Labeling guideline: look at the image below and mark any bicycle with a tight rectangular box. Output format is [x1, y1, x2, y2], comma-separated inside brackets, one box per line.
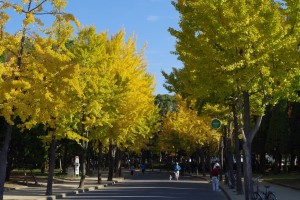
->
[252, 176, 277, 200]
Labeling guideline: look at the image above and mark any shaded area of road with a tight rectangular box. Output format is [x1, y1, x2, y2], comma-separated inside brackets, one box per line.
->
[62, 172, 227, 200]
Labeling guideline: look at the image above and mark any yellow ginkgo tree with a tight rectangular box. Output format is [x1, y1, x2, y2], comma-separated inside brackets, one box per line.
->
[159, 95, 219, 163]
[0, 0, 80, 197]
[95, 30, 158, 181]
[67, 26, 121, 188]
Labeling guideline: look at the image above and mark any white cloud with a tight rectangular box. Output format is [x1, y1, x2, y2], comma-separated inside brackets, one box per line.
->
[147, 15, 161, 22]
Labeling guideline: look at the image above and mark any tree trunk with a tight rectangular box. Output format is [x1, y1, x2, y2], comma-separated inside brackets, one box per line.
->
[273, 146, 281, 174]
[242, 91, 262, 200]
[62, 140, 69, 174]
[298, 154, 300, 173]
[226, 150, 235, 188]
[233, 103, 243, 194]
[0, 121, 12, 200]
[259, 152, 267, 174]
[5, 156, 13, 182]
[46, 130, 56, 195]
[78, 140, 88, 188]
[97, 141, 103, 184]
[107, 141, 116, 181]
[290, 153, 295, 172]
[243, 142, 253, 200]
[201, 154, 206, 176]
[224, 123, 235, 188]
[196, 151, 200, 176]
[115, 148, 122, 178]
[219, 133, 224, 181]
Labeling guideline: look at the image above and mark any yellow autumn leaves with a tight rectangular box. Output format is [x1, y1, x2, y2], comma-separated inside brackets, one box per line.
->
[159, 95, 220, 156]
[0, 0, 158, 150]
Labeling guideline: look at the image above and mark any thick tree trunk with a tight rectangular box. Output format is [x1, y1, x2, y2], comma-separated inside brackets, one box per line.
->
[114, 148, 122, 177]
[243, 91, 253, 200]
[233, 103, 243, 194]
[243, 142, 253, 200]
[46, 130, 56, 195]
[78, 140, 88, 188]
[226, 150, 235, 188]
[107, 141, 116, 181]
[5, 156, 13, 182]
[224, 123, 235, 188]
[0, 122, 12, 200]
[97, 141, 103, 184]
[242, 91, 262, 200]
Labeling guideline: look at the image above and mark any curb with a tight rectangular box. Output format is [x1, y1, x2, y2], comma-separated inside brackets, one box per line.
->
[6, 179, 123, 200]
[4, 186, 28, 192]
[54, 180, 120, 200]
[219, 184, 232, 200]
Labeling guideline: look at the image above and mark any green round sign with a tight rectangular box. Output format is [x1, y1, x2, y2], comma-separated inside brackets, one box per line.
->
[211, 118, 221, 129]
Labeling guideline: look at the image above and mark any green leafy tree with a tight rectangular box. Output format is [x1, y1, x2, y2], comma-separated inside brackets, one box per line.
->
[165, 1, 300, 199]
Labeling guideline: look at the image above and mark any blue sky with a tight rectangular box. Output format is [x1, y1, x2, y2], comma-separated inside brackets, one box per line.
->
[65, 0, 181, 95]
[5, 0, 181, 95]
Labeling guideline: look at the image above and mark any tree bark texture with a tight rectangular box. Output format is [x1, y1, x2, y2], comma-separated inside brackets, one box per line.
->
[224, 123, 235, 188]
[97, 141, 103, 184]
[0, 121, 12, 200]
[46, 130, 56, 195]
[233, 103, 244, 194]
[107, 142, 116, 181]
[243, 91, 257, 200]
[114, 148, 122, 178]
[78, 140, 88, 188]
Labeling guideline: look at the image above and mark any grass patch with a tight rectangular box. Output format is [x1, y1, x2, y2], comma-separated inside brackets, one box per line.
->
[262, 172, 300, 190]
[263, 172, 300, 180]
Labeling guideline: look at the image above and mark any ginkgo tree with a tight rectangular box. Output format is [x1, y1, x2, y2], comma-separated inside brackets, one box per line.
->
[0, 0, 81, 198]
[66, 26, 123, 188]
[97, 30, 158, 181]
[165, 1, 300, 199]
[159, 95, 220, 164]
[66, 27, 159, 182]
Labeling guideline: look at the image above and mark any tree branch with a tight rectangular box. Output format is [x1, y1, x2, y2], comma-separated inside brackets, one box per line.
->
[249, 116, 262, 143]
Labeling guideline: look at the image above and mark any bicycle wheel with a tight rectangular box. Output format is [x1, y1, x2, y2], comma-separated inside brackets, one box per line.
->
[267, 192, 277, 200]
[252, 192, 263, 200]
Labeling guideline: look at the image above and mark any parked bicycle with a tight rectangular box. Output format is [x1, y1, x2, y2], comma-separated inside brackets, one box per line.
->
[252, 175, 277, 200]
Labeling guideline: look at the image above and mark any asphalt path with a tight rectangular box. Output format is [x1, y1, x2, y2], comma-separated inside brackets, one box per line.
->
[62, 172, 227, 200]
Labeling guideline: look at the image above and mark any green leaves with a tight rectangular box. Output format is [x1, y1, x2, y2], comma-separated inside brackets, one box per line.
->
[167, 0, 300, 111]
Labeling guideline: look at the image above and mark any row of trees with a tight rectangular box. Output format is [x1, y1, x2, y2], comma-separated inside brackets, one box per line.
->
[163, 0, 300, 199]
[0, 0, 159, 199]
[2, 1, 300, 200]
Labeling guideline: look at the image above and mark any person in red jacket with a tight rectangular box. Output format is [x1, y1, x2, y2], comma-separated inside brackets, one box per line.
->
[211, 163, 221, 191]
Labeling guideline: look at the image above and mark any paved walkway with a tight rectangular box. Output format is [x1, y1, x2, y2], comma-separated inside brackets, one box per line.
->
[4, 176, 124, 200]
[3, 172, 300, 200]
[218, 177, 300, 200]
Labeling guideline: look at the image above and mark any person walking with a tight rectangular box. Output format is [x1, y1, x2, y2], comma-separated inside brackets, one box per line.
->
[140, 163, 146, 175]
[211, 163, 221, 191]
[174, 162, 181, 181]
[130, 164, 135, 175]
